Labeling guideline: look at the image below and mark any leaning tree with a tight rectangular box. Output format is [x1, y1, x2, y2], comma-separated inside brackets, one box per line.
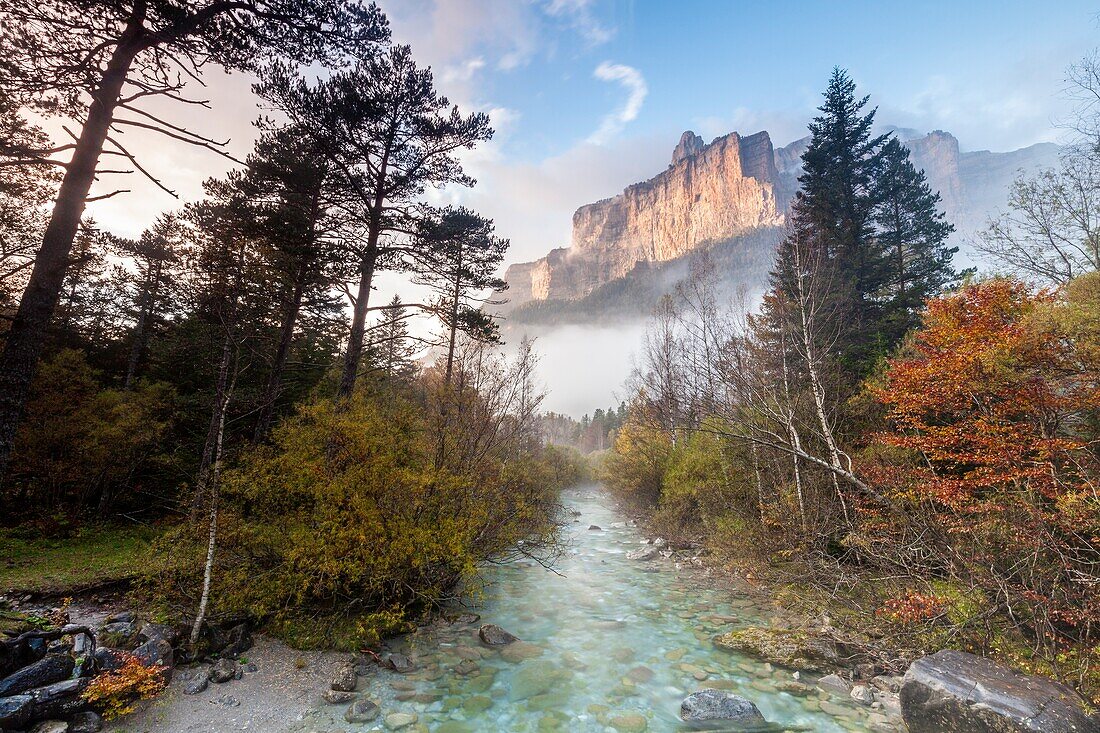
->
[0, 0, 389, 478]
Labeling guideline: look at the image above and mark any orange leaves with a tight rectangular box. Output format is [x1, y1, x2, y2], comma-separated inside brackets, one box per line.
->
[82, 653, 167, 720]
[878, 590, 948, 624]
[874, 279, 1096, 508]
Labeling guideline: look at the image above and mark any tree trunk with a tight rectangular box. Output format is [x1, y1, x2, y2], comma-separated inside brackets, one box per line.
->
[337, 238, 379, 399]
[125, 259, 162, 389]
[190, 373, 231, 647]
[435, 257, 464, 467]
[0, 30, 143, 480]
[192, 328, 235, 521]
[793, 252, 852, 529]
[254, 273, 305, 439]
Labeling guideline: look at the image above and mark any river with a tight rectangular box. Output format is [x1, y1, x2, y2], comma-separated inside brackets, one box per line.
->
[297, 485, 894, 732]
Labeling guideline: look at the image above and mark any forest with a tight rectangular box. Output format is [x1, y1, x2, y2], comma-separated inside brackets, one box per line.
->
[600, 66, 1100, 701]
[0, 0, 584, 654]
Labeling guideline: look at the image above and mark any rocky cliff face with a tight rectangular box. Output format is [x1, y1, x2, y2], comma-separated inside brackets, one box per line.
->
[506, 127, 1060, 310]
[505, 130, 793, 306]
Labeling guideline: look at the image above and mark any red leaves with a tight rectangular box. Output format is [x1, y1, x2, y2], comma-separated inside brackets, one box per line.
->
[874, 279, 1095, 509]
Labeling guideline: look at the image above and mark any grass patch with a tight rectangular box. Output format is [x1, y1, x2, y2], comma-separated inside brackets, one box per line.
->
[0, 523, 164, 596]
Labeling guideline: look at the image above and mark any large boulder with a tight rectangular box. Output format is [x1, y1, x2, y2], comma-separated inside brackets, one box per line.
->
[626, 547, 659, 561]
[680, 690, 766, 724]
[0, 654, 74, 697]
[221, 624, 252, 658]
[96, 620, 140, 650]
[901, 649, 1099, 733]
[132, 638, 174, 683]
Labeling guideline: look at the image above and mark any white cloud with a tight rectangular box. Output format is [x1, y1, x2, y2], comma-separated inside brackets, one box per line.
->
[441, 56, 486, 85]
[587, 61, 648, 145]
[544, 0, 614, 46]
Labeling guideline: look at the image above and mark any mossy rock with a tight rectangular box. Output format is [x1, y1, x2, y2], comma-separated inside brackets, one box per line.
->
[0, 610, 35, 636]
[713, 626, 848, 672]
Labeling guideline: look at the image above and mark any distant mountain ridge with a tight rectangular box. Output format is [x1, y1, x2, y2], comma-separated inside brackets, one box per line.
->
[503, 127, 1060, 323]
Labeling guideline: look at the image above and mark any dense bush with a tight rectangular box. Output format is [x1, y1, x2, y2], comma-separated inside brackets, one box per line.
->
[5, 349, 177, 523]
[147, 363, 572, 648]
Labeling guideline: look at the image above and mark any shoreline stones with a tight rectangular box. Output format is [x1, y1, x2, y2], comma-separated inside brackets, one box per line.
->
[626, 547, 660, 562]
[900, 649, 1099, 733]
[330, 663, 358, 692]
[344, 698, 380, 723]
[680, 690, 766, 724]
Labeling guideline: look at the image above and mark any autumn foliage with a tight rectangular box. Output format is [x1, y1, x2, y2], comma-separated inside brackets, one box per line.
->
[82, 654, 167, 720]
[876, 278, 1100, 654]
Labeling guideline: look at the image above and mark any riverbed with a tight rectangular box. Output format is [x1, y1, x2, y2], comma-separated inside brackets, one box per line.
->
[290, 485, 896, 732]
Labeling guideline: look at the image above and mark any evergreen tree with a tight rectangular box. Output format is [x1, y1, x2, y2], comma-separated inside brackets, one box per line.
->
[873, 137, 958, 341]
[770, 68, 889, 379]
[411, 207, 508, 387]
[371, 295, 418, 381]
[255, 46, 493, 400]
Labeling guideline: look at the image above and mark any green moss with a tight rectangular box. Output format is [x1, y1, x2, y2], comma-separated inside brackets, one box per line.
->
[0, 523, 163, 595]
[928, 580, 986, 626]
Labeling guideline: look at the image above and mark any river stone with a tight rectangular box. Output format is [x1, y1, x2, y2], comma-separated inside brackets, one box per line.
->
[609, 713, 647, 732]
[850, 684, 875, 705]
[222, 624, 253, 657]
[184, 673, 209, 695]
[382, 653, 416, 673]
[626, 547, 659, 561]
[454, 659, 479, 675]
[97, 620, 140, 650]
[0, 653, 74, 696]
[508, 661, 562, 701]
[132, 638, 174, 682]
[680, 690, 766, 724]
[344, 698, 380, 723]
[92, 647, 129, 673]
[818, 673, 852, 696]
[900, 649, 1099, 733]
[500, 641, 543, 663]
[713, 627, 843, 672]
[0, 694, 34, 730]
[478, 624, 518, 646]
[67, 711, 104, 733]
[331, 664, 358, 691]
[209, 657, 237, 683]
[385, 711, 418, 729]
[323, 689, 356, 704]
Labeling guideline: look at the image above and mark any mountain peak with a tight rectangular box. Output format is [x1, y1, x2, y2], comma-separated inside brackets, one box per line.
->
[671, 130, 706, 166]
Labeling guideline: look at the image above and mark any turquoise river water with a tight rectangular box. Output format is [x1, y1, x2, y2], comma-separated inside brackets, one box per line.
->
[301, 485, 895, 732]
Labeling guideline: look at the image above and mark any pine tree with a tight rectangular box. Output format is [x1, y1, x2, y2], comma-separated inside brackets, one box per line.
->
[770, 68, 889, 379]
[873, 137, 957, 342]
[371, 295, 417, 381]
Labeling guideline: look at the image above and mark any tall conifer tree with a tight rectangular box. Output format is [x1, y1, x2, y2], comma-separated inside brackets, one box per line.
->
[771, 68, 889, 379]
[873, 137, 957, 342]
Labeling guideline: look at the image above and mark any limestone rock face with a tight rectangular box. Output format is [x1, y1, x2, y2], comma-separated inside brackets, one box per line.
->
[504, 130, 792, 305]
[503, 126, 1060, 316]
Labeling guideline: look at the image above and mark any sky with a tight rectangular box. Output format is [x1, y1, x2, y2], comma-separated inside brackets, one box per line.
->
[75, 0, 1100, 415]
